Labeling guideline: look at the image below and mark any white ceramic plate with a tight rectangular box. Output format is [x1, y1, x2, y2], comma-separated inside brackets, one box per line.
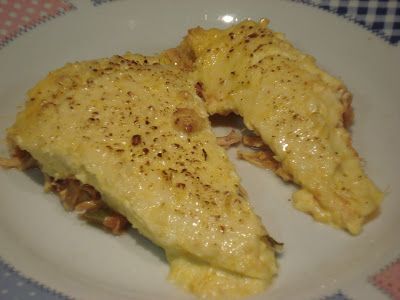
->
[1, 1, 399, 299]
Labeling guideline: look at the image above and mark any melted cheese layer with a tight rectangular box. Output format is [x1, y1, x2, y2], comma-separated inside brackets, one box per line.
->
[7, 53, 277, 298]
[182, 20, 383, 234]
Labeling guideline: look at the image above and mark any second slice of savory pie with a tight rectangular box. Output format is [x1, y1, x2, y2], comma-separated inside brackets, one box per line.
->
[6, 53, 278, 298]
[178, 19, 383, 235]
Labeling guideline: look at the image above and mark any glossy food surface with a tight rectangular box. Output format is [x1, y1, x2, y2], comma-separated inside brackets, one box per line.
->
[7, 53, 277, 298]
[182, 20, 383, 234]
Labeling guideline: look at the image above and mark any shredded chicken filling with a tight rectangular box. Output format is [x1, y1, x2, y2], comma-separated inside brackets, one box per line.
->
[214, 130, 292, 182]
[0, 148, 128, 235]
[216, 129, 242, 149]
[0, 132, 288, 235]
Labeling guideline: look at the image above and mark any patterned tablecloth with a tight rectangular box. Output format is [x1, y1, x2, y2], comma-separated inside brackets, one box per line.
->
[0, 1, 399, 300]
[0, 0, 399, 48]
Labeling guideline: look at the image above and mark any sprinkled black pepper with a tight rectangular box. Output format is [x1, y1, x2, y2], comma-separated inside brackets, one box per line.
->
[176, 183, 185, 189]
[131, 134, 141, 146]
[202, 149, 208, 160]
[195, 82, 204, 99]
[247, 32, 258, 38]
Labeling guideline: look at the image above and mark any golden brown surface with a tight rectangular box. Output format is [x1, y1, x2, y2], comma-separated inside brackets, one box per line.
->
[6, 53, 278, 298]
[179, 19, 383, 234]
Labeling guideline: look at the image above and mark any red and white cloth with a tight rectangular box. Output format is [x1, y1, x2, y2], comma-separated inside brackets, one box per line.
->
[0, 0, 75, 49]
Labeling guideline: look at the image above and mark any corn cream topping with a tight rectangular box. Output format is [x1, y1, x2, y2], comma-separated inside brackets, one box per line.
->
[7, 53, 277, 298]
[182, 19, 383, 234]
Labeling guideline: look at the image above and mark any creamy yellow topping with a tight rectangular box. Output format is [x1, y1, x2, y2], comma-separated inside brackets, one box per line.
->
[182, 19, 383, 234]
[7, 53, 277, 298]
[167, 253, 267, 299]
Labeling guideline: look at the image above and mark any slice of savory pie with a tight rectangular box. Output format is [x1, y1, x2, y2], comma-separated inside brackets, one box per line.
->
[177, 19, 383, 235]
[5, 53, 278, 298]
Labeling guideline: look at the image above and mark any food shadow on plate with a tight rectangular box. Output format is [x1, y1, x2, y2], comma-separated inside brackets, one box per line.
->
[84, 219, 167, 264]
[210, 113, 248, 133]
[126, 227, 167, 264]
[24, 167, 45, 186]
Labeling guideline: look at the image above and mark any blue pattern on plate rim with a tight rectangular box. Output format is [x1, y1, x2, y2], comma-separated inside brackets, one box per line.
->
[0, 257, 72, 300]
[91, 0, 114, 6]
[0, 0, 397, 299]
[321, 290, 352, 300]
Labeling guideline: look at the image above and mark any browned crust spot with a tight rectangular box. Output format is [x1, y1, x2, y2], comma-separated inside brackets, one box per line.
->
[195, 81, 205, 100]
[162, 42, 195, 71]
[173, 107, 205, 134]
